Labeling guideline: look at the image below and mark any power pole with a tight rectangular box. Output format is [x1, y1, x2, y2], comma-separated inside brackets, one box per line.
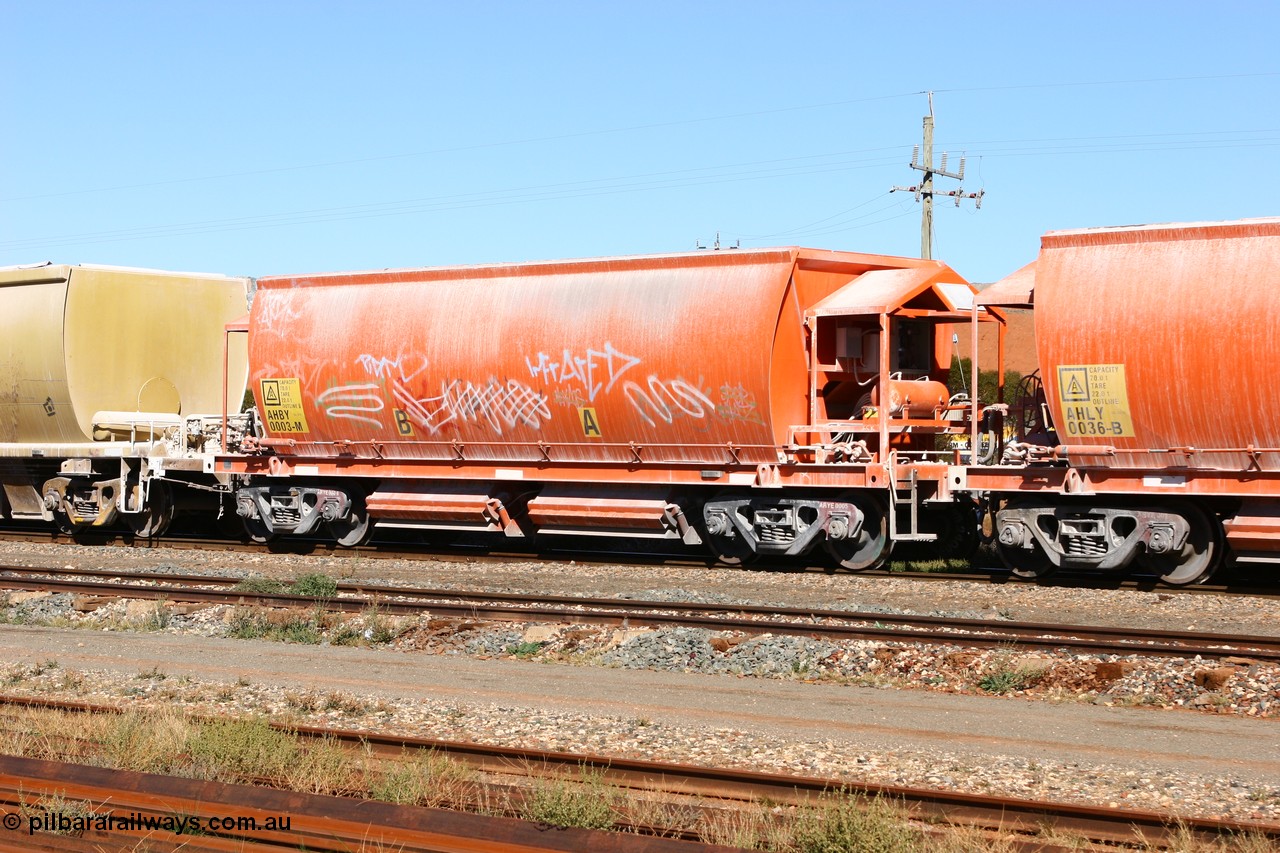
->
[891, 92, 983, 259]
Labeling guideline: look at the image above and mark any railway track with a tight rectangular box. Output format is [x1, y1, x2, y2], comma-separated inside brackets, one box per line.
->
[2, 564, 1278, 662]
[0, 694, 1275, 852]
[3, 523, 1278, 596]
[0, 753, 716, 853]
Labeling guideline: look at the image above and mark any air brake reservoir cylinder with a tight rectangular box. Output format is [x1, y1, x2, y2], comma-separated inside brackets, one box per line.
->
[870, 379, 950, 418]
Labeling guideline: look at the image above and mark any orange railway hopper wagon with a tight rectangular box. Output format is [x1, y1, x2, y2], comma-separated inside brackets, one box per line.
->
[220, 248, 999, 567]
[971, 218, 1280, 584]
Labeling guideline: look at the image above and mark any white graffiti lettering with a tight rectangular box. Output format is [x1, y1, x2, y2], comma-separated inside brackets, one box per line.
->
[356, 353, 430, 382]
[317, 383, 385, 428]
[525, 342, 641, 402]
[623, 375, 716, 427]
[275, 355, 326, 388]
[255, 294, 301, 337]
[394, 378, 551, 435]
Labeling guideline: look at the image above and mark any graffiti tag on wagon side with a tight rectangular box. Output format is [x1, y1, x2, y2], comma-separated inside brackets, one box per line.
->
[259, 354, 328, 391]
[316, 383, 384, 428]
[356, 352, 430, 383]
[623, 375, 716, 427]
[553, 388, 589, 408]
[525, 342, 641, 402]
[343, 352, 432, 433]
[254, 295, 301, 339]
[715, 383, 765, 425]
[393, 377, 552, 435]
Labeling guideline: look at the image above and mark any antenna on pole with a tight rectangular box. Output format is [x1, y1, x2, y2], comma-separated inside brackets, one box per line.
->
[696, 231, 740, 251]
[891, 91, 984, 260]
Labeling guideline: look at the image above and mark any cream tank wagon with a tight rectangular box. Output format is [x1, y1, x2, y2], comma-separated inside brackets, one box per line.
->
[0, 262, 251, 536]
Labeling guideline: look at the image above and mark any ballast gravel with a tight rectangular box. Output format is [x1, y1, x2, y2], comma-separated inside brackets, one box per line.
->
[0, 650, 1276, 826]
[0, 540, 1279, 824]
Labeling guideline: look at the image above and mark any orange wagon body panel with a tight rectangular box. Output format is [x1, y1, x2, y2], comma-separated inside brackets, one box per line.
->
[1033, 218, 1280, 473]
[248, 248, 957, 469]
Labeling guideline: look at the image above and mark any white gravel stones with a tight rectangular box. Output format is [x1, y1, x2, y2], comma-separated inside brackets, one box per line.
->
[0, 661, 1276, 824]
[8, 581, 1277, 720]
[2, 552, 1279, 720]
[2, 540, 1280, 825]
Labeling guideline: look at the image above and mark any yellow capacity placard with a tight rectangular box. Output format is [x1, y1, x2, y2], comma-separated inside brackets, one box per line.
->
[1056, 364, 1134, 438]
[259, 378, 310, 434]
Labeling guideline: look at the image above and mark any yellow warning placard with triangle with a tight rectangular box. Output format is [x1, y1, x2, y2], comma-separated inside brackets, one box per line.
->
[1061, 370, 1088, 402]
[1056, 364, 1133, 438]
[259, 378, 310, 434]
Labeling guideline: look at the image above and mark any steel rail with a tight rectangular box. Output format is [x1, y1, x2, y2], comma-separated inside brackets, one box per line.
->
[0, 753, 726, 853]
[0, 695, 1275, 851]
[2, 564, 1278, 661]
[0, 563, 1273, 646]
[7, 523, 1280, 598]
[0, 525, 716, 567]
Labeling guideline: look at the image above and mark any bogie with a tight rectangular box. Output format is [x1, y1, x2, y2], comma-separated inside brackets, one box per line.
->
[994, 499, 1223, 585]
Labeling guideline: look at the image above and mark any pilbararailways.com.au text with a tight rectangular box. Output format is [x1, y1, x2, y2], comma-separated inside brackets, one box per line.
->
[5, 810, 291, 835]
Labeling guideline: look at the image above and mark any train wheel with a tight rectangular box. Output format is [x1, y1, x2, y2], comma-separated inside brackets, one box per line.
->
[997, 540, 1055, 579]
[698, 499, 758, 566]
[242, 516, 275, 544]
[703, 531, 757, 566]
[824, 497, 889, 571]
[126, 482, 174, 539]
[328, 502, 372, 548]
[1139, 503, 1222, 586]
[54, 513, 87, 537]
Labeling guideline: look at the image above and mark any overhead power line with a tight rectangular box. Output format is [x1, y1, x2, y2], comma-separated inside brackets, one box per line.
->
[0, 91, 922, 203]
[931, 71, 1280, 95]
[6, 72, 1275, 204]
[0, 154, 909, 252]
[4, 130, 1276, 253]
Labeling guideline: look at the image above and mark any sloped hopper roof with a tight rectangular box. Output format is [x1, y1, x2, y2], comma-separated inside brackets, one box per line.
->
[805, 267, 975, 317]
[976, 260, 1036, 308]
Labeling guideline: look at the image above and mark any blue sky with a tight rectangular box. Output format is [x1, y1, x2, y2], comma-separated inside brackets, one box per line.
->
[2, 2, 1276, 283]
